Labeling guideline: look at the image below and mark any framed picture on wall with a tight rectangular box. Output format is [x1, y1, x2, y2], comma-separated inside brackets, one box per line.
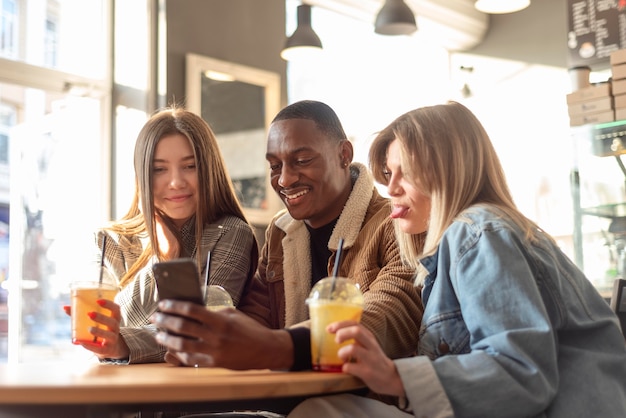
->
[185, 53, 283, 225]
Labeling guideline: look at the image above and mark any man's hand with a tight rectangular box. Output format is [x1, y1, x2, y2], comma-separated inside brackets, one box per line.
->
[151, 300, 294, 370]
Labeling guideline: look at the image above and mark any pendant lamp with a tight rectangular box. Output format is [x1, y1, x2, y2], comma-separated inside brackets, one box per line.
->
[281, 4, 323, 61]
[374, 0, 417, 36]
[474, 0, 530, 14]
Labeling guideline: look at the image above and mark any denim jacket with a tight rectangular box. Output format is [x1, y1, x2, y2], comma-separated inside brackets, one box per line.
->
[394, 205, 626, 418]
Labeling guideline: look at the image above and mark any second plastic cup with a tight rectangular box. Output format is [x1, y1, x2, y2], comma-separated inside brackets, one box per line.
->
[70, 281, 118, 346]
[306, 277, 364, 372]
[203, 284, 234, 311]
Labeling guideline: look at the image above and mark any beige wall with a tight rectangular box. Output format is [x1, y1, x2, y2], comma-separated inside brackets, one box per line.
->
[164, 0, 288, 108]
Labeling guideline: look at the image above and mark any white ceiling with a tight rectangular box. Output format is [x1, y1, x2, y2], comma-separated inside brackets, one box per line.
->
[303, 0, 489, 51]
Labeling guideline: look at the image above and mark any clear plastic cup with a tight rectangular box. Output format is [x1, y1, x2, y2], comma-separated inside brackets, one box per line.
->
[306, 277, 364, 372]
[70, 280, 118, 346]
[203, 284, 234, 311]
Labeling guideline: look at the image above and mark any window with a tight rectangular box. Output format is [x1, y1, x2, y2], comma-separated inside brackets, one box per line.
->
[0, 0, 110, 364]
[44, 17, 58, 68]
[0, 104, 15, 165]
[1, 0, 107, 79]
[0, 0, 17, 59]
[284, 2, 596, 293]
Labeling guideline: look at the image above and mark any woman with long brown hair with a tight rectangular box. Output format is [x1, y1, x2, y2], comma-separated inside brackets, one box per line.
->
[67, 106, 258, 364]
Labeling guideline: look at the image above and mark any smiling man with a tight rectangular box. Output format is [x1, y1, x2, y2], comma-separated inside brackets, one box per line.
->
[237, 100, 424, 367]
[153, 100, 423, 373]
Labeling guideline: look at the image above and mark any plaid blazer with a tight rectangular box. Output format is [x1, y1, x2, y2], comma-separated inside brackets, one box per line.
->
[96, 215, 257, 363]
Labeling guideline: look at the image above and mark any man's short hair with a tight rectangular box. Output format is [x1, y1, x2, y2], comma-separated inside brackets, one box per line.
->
[272, 100, 348, 143]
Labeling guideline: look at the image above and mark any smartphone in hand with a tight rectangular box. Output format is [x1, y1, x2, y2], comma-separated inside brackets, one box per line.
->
[153, 258, 204, 305]
[153, 258, 204, 338]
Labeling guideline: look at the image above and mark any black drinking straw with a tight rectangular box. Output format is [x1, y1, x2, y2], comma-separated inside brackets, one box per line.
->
[94, 235, 107, 343]
[98, 235, 107, 285]
[203, 251, 211, 304]
[329, 238, 345, 296]
[314, 238, 345, 366]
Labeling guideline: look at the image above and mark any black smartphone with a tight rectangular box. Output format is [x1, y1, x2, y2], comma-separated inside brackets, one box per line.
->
[153, 258, 204, 305]
[153, 258, 204, 339]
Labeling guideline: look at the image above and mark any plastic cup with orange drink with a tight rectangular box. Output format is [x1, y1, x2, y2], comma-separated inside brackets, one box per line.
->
[306, 276, 364, 372]
[70, 270, 118, 347]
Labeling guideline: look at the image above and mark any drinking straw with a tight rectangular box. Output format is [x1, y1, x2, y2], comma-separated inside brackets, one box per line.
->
[315, 238, 345, 366]
[203, 251, 211, 304]
[98, 235, 107, 285]
[94, 235, 107, 343]
[329, 238, 345, 296]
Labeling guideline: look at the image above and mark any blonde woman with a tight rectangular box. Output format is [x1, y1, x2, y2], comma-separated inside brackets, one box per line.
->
[288, 102, 626, 417]
[66, 106, 258, 364]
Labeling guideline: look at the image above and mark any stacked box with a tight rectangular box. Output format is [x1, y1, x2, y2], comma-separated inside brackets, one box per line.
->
[566, 83, 614, 126]
[612, 49, 626, 121]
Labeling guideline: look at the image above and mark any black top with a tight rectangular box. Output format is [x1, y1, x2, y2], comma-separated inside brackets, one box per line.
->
[306, 217, 338, 286]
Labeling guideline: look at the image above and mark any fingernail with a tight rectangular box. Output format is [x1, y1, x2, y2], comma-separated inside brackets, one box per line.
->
[87, 312, 97, 320]
[62, 305, 70, 310]
[96, 299, 105, 306]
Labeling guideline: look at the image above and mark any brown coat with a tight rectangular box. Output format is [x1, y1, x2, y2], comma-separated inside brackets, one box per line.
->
[239, 163, 423, 359]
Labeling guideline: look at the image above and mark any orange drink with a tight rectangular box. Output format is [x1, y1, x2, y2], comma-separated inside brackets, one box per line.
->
[309, 300, 363, 371]
[71, 282, 118, 346]
[307, 277, 364, 372]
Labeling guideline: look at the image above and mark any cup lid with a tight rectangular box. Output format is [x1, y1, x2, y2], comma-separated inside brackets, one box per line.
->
[70, 266, 118, 289]
[204, 285, 234, 308]
[306, 277, 364, 305]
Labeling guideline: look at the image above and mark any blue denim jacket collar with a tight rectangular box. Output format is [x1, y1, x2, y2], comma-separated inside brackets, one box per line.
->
[420, 251, 437, 306]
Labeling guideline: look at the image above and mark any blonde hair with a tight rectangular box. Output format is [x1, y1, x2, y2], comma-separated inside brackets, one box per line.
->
[369, 101, 548, 279]
[105, 106, 251, 288]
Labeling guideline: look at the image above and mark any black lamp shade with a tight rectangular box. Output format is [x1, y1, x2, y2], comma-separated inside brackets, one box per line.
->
[375, 0, 417, 36]
[281, 5, 323, 61]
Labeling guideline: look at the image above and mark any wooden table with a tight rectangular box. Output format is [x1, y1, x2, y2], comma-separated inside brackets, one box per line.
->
[0, 362, 366, 418]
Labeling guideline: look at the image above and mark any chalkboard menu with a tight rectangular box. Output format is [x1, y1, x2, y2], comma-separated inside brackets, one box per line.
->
[567, 0, 626, 70]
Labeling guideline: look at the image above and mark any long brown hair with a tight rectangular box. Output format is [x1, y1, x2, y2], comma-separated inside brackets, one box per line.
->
[106, 106, 250, 287]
